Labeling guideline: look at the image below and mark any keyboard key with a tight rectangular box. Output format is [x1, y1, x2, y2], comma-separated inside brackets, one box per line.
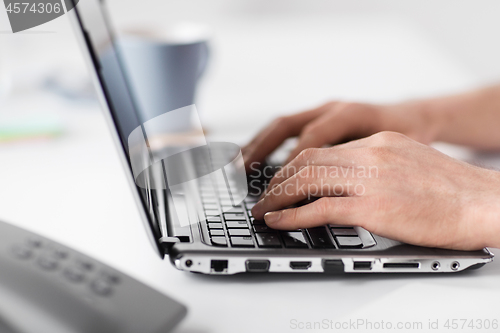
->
[228, 229, 251, 236]
[211, 237, 227, 246]
[201, 191, 216, 198]
[255, 233, 281, 248]
[201, 197, 217, 204]
[330, 228, 358, 236]
[226, 221, 249, 229]
[209, 229, 225, 236]
[244, 196, 259, 203]
[208, 222, 223, 229]
[329, 224, 352, 229]
[245, 202, 257, 209]
[281, 231, 308, 248]
[230, 236, 255, 247]
[200, 186, 214, 192]
[336, 236, 363, 248]
[203, 203, 219, 210]
[250, 218, 265, 225]
[224, 213, 246, 221]
[205, 210, 220, 216]
[247, 210, 253, 217]
[254, 224, 274, 232]
[207, 217, 222, 222]
[218, 194, 232, 200]
[219, 199, 235, 206]
[306, 227, 335, 248]
[222, 206, 244, 213]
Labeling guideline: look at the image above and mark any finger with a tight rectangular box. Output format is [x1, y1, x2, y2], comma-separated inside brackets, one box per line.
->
[262, 197, 363, 230]
[285, 127, 331, 165]
[285, 103, 376, 163]
[252, 166, 363, 219]
[242, 106, 328, 152]
[266, 147, 364, 193]
[243, 107, 327, 169]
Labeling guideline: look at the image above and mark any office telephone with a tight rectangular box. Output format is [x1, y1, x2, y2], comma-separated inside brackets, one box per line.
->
[0, 220, 186, 333]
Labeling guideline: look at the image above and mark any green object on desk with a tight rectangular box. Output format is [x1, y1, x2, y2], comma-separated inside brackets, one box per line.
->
[0, 119, 64, 142]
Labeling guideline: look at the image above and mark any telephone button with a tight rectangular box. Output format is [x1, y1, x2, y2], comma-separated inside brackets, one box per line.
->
[37, 256, 59, 271]
[63, 267, 86, 283]
[11, 245, 33, 259]
[91, 279, 113, 297]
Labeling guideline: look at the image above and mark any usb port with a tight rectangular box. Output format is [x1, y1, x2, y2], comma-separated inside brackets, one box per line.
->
[353, 261, 372, 270]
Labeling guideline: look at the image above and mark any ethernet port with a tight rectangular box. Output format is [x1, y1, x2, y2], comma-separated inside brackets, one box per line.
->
[211, 260, 228, 273]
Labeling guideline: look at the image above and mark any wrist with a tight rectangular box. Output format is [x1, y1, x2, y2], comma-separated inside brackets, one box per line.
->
[466, 169, 500, 249]
[385, 98, 447, 144]
[416, 98, 450, 144]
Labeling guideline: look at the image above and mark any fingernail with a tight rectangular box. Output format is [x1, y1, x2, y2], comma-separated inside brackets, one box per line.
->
[264, 211, 282, 225]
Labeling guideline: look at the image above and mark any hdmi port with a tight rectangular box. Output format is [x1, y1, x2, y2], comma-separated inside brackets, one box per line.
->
[290, 261, 312, 270]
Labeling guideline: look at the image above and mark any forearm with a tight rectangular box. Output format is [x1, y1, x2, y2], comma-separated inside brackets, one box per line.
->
[422, 84, 500, 150]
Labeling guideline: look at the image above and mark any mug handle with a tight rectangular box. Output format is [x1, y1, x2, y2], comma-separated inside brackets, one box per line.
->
[197, 42, 210, 79]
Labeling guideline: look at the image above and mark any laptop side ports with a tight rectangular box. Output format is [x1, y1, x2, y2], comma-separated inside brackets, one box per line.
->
[353, 261, 372, 270]
[245, 260, 270, 272]
[322, 259, 345, 273]
[210, 260, 228, 273]
[383, 262, 420, 269]
[290, 261, 312, 270]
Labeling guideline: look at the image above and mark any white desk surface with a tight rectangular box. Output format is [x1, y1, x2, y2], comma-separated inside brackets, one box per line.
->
[1, 15, 500, 333]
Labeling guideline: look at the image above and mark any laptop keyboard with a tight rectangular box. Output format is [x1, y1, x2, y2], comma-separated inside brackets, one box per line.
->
[191, 145, 371, 250]
[198, 179, 366, 250]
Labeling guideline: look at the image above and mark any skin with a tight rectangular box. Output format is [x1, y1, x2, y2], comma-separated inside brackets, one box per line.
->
[244, 85, 500, 250]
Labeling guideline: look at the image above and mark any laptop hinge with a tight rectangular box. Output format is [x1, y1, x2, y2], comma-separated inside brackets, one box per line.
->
[159, 236, 180, 253]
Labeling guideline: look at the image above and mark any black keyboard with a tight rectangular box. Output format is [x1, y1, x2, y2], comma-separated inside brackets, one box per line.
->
[198, 180, 365, 249]
[194, 146, 367, 250]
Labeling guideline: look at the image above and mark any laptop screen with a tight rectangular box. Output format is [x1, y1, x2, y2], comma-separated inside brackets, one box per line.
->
[71, 0, 249, 259]
[71, 0, 164, 255]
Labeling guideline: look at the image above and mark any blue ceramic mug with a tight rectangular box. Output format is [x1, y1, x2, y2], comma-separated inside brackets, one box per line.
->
[118, 24, 209, 133]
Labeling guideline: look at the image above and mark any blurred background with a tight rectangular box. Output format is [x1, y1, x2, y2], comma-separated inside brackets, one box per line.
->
[1, 0, 500, 272]
[1, 4, 500, 330]
[2, 0, 500, 140]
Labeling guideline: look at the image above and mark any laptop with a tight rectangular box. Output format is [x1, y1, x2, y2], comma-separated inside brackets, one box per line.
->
[69, 0, 493, 274]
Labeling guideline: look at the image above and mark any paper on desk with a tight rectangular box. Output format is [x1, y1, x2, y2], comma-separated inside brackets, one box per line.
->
[0, 117, 63, 143]
[335, 282, 499, 332]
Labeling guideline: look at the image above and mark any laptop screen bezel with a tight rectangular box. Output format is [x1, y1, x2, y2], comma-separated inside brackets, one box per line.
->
[69, 0, 165, 257]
